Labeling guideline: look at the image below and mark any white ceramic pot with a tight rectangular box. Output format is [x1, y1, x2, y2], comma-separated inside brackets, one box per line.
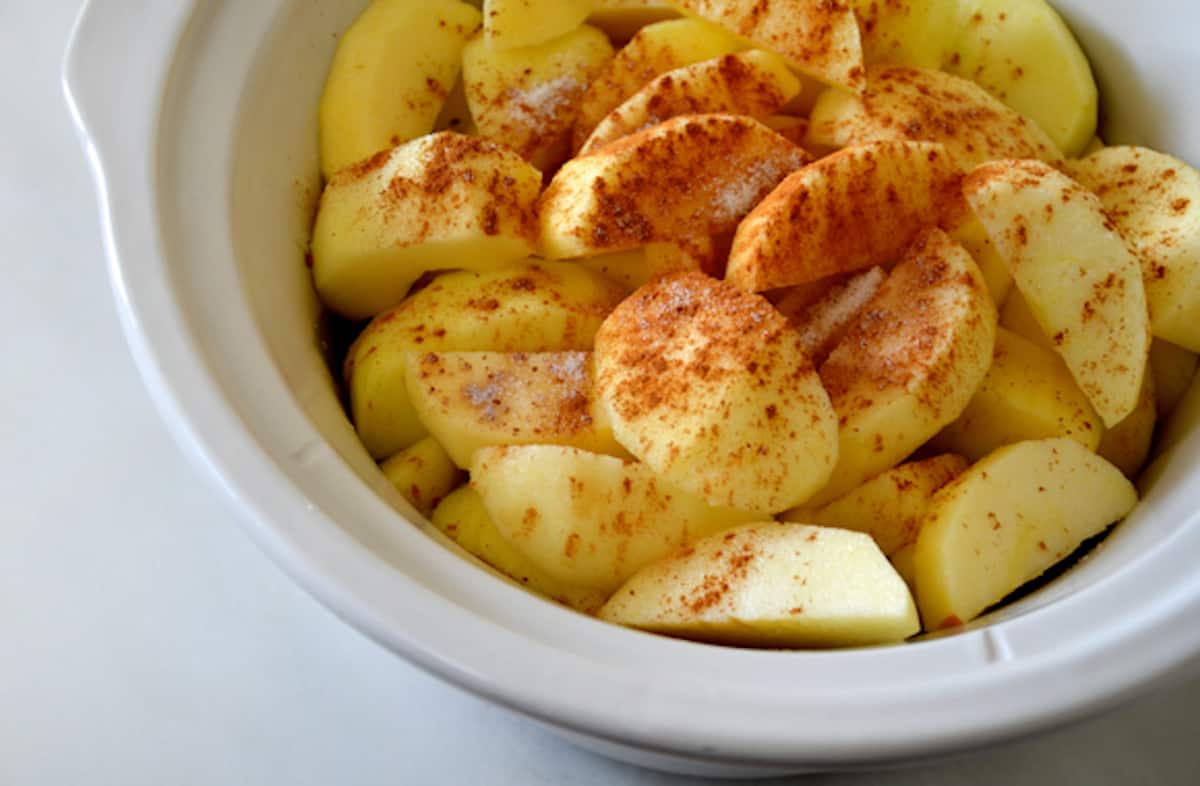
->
[64, 0, 1200, 777]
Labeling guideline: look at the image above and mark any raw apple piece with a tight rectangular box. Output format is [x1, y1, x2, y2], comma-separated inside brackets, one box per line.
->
[572, 18, 744, 150]
[945, 214, 1014, 304]
[594, 273, 838, 513]
[311, 133, 542, 320]
[318, 0, 481, 177]
[914, 438, 1137, 629]
[482, 0, 593, 50]
[930, 328, 1103, 461]
[782, 454, 969, 556]
[849, 0, 959, 69]
[346, 263, 627, 459]
[587, 0, 680, 41]
[405, 351, 628, 467]
[379, 437, 463, 517]
[431, 488, 608, 612]
[948, 0, 1098, 156]
[727, 141, 964, 292]
[463, 25, 614, 170]
[1150, 340, 1198, 421]
[598, 522, 919, 647]
[963, 159, 1151, 427]
[809, 228, 997, 507]
[540, 114, 809, 265]
[807, 66, 1062, 169]
[1098, 372, 1156, 479]
[580, 50, 801, 154]
[668, 0, 865, 92]
[999, 289, 1051, 350]
[471, 446, 759, 592]
[1067, 146, 1200, 352]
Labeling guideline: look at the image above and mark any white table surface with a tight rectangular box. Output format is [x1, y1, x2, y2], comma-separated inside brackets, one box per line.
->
[3, 2, 1199, 784]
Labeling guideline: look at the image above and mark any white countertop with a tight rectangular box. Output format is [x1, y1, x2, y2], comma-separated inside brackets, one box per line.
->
[3, 2, 1198, 783]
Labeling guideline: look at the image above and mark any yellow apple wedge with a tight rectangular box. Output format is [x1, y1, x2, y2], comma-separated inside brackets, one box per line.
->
[807, 66, 1062, 169]
[914, 438, 1137, 630]
[379, 437, 464, 518]
[783, 267, 886, 365]
[462, 25, 614, 169]
[782, 454, 969, 557]
[848, 0, 959, 69]
[598, 522, 919, 647]
[594, 273, 839, 513]
[578, 241, 710, 289]
[668, 0, 866, 92]
[930, 327, 1104, 461]
[311, 133, 542, 320]
[726, 141, 964, 292]
[808, 228, 997, 507]
[963, 159, 1151, 427]
[587, 0, 680, 41]
[470, 446, 759, 593]
[405, 351, 628, 467]
[1067, 146, 1200, 353]
[948, 0, 1098, 156]
[539, 114, 809, 265]
[1097, 371, 1156, 479]
[345, 263, 627, 459]
[572, 17, 745, 151]
[318, 0, 481, 177]
[482, 0, 593, 50]
[580, 50, 801, 154]
[431, 488, 609, 612]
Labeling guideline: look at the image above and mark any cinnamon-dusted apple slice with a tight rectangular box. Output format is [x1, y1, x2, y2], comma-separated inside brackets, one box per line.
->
[963, 159, 1151, 427]
[580, 50, 801, 154]
[573, 17, 745, 150]
[540, 114, 809, 265]
[807, 66, 1062, 169]
[1067, 146, 1200, 353]
[669, 0, 866, 93]
[726, 141, 964, 292]
[462, 24, 614, 170]
[578, 240, 711, 289]
[598, 522, 919, 647]
[807, 228, 997, 507]
[482, 0, 592, 50]
[849, 0, 959, 69]
[594, 273, 838, 513]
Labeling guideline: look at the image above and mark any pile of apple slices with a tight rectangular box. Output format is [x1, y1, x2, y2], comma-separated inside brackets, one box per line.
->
[309, 0, 1200, 647]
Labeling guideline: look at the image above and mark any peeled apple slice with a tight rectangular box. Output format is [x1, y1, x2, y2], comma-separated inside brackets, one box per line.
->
[914, 438, 1137, 629]
[319, 0, 481, 177]
[947, 0, 1098, 156]
[599, 522, 920, 647]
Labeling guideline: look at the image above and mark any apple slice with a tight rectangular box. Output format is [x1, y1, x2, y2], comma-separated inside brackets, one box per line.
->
[470, 446, 759, 593]
[963, 159, 1151, 427]
[669, 0, 865, 92]
[379, 437, 463, 518]
[1098, 372, 1156, 479]
[577, 241, 709, 289]
[807, 66, 1062, 169]
[482, 0, 592, 50]
[580, 50, 801, 154]
[784, 267, 886, 365]
[572, 17, 745, 151]
[808, 228, 997, 507]
[782, 454, 968, 557]
[405, 351, 628, 467]
[1067, 146, 1200, 353]
[914, 438, 1136, 629]
[462, 24, 614, 170]
[849, 0, 959, 69]
[587, 0, 681, 42]
[311, 133, 542, 320]
[726, 141, 964, 292]
[318, 0, 481, 177]
[539, 114, 809, 264]
[598, 522, 919, 647]
[431, 488, 609, 612]
[948, 0, 1098, 156]
[594, 273, 838, 513]
[929, 327, 1104, 461]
